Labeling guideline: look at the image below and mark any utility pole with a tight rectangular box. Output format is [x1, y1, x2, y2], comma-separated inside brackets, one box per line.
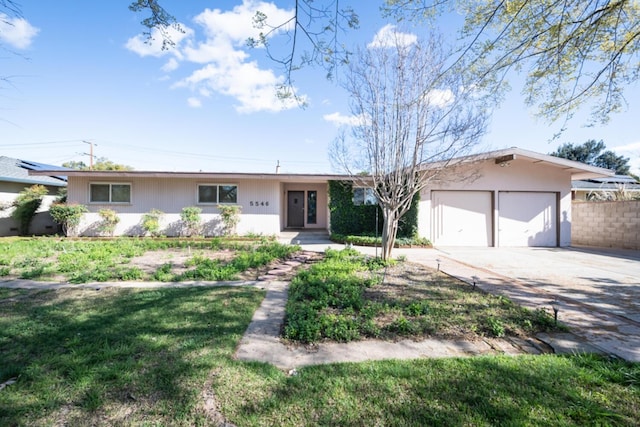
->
[82, 140, 97, 170]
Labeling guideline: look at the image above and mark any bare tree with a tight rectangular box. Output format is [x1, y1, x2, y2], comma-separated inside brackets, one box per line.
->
[331, 29, 490, 260]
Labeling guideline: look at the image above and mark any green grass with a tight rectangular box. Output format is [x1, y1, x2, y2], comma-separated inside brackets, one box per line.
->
[0, 286, 265, 425]
[218, 355, 639, 426]
[0, 284, 638, 425]
[0, 236, 294, 283]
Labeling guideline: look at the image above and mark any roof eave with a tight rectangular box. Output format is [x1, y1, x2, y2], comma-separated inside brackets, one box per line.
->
[28, 170, 358, 182]
[433, 147, 614, 180]
[0, 176, 67, 187]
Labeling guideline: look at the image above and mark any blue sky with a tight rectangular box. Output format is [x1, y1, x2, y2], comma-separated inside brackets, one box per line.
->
[1, 1, 639, 175]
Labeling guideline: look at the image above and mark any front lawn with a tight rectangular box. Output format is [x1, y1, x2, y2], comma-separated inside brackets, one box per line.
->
[0, 237, 298, 283]
[1, 286, 638, 426]
[0, 285, 264, 425]
[284, 248, 563, 343]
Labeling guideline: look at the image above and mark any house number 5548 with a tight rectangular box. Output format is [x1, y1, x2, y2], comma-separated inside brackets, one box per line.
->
[249, 201, 269, 206]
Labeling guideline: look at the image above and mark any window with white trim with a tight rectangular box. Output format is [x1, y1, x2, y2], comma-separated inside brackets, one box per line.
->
[353, 187, 377, 205]
[90, 183, 131, 204]
[197, 184, 238, 204]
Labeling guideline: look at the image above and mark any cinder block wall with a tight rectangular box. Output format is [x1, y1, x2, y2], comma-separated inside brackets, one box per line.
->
[572, 201, 640, 250]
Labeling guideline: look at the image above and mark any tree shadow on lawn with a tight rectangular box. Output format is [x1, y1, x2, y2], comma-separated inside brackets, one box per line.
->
[231, 355, 640, 426]
[0, 286, 264, 425]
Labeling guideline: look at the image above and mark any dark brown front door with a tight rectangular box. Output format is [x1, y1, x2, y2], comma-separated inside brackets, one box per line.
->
[287, 191, 305, 227]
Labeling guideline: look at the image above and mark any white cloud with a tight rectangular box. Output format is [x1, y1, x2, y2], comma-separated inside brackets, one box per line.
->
[125, 25, 193, 57]
[0, 13, 39, 49]
[323, 112, 364, 127]
[367, 24, 417, 49]
[612, 141, 640, 175]
[612, 141, 640, 153]
[193, 2, 293, 44]
[187, 97, 202, 108]
[161, 57, 179, 72]
[128, 1, 302, 113]
[174, 60, 302, 113]
[177, 1, 301, 113]
[425, 88, 455, 108]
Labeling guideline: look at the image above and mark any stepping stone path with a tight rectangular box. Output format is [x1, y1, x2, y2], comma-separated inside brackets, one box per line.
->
[257, 251, 319, 281]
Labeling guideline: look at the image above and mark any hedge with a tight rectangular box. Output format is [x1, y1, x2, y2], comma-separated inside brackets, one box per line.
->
[328, 180, 418, 238]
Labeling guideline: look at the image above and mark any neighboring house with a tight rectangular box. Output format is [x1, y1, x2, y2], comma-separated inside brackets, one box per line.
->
[29, 147, 612, 247]
[0, 156, 68, 236]
[572, 175, 640, 201]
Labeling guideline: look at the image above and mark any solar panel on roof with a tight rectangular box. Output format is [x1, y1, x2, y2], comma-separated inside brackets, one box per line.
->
[18, 159, 69, 182]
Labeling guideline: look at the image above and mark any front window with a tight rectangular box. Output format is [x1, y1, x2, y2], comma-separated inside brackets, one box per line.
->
[353, 187, 377, 205]
[198, 184, 238, 204]
[90, 183, 131, 204]
[219, 185, 238, 204]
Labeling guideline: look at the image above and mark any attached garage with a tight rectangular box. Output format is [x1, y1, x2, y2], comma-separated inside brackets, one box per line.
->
[420, 148, 612, 248]
[431, 190, 493, 246]
[498, 192, 558, 247]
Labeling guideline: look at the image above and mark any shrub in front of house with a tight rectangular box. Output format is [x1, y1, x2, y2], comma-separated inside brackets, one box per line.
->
[141, 209, 164, 237]
[49, 203, 88, 237]
[97, 208, 120, 237]
[217, 204, 241, 236]
[330, 233, 431, 247]
[180, 206, 202, 237]
[11, 184, 49, 236]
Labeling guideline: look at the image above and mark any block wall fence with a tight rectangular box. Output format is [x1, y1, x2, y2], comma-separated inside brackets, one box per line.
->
[571, 201, 640, 250]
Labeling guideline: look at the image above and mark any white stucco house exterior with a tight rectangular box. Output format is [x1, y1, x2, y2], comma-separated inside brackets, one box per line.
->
[30, 147, 612, 247]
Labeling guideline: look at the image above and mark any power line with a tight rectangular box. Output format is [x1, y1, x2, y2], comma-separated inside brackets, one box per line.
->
[0, 139, 84, 147]
[98, 140, 328, 165]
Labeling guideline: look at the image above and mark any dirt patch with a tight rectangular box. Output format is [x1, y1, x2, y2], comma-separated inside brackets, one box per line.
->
[127, 248, 323, 282]
[130, 248, 236, 278]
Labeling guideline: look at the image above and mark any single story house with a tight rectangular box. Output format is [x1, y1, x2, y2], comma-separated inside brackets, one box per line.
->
[29, 147, 612, 247]
[572, 175, 640, 201]
[0, 156, 68, 236]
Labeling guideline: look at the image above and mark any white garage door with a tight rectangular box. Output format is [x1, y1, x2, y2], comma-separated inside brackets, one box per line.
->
[498, 192, 557, 247]
[432, 191, 492, 246]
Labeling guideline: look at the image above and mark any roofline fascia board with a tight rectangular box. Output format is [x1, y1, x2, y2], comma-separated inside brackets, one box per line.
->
[425, 147, 614, 179]
[0, 176, 67, 187]
[28, 170, 363, 181]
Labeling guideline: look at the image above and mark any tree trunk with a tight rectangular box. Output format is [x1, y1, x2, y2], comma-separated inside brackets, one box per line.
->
[381, 208, 399, 261]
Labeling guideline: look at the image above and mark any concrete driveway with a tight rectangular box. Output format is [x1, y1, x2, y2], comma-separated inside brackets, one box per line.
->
[433, 246, 640, 320]
[399, 246, 640, 362]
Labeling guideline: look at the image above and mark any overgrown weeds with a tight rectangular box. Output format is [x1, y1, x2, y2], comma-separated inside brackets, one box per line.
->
[284, 248, 564, 343]
[0, 237, 294, 283]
